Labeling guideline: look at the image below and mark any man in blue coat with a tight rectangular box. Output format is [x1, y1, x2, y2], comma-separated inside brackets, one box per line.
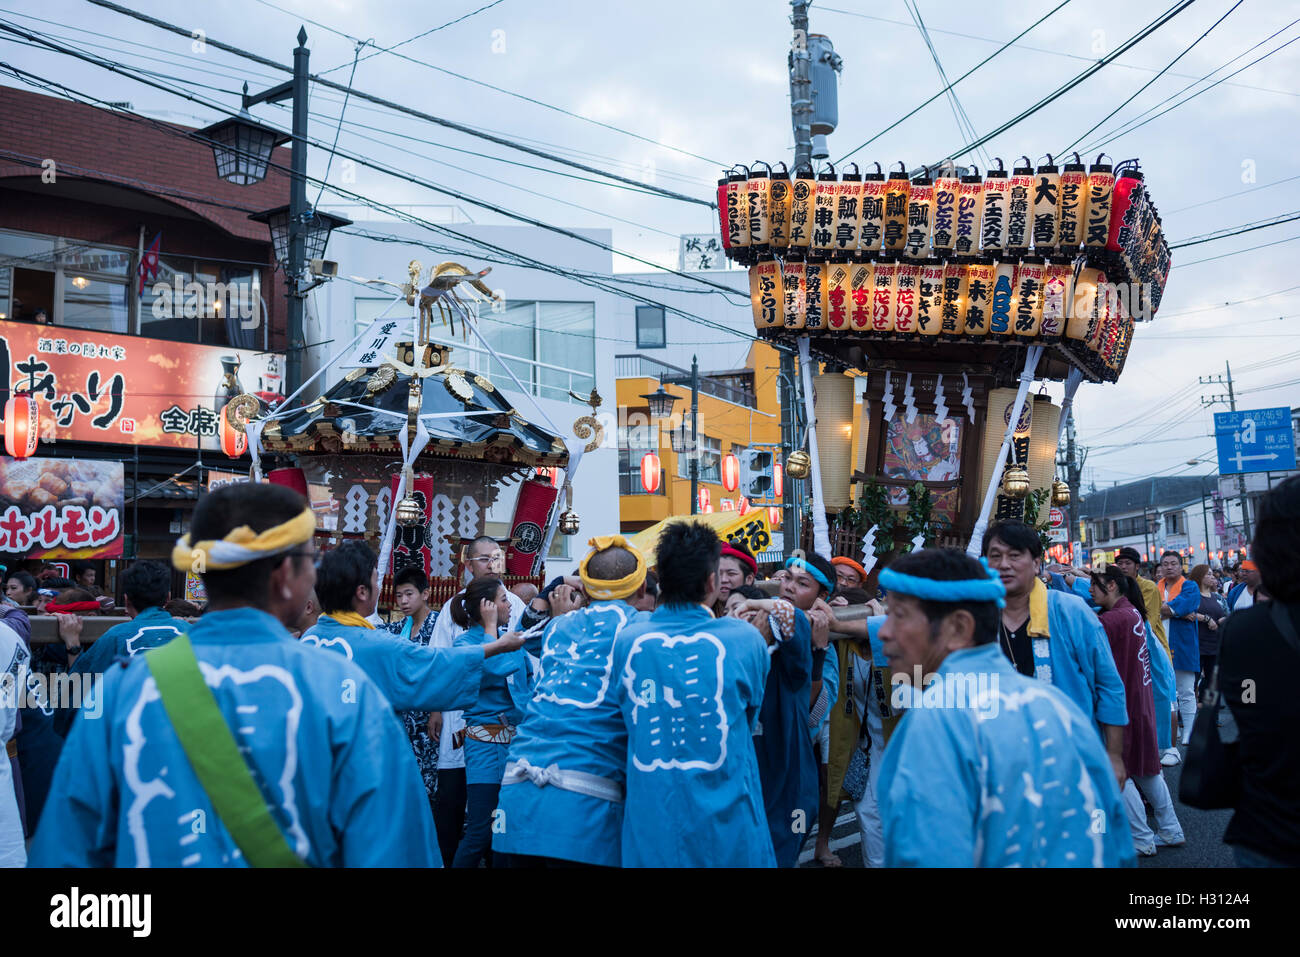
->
[982, 521, 1128, 788]
[612, 520, 774, 867]
[876, 548, 1134, 867]
[1156, 551, 1201, 746]
[31, 482, 438, 867]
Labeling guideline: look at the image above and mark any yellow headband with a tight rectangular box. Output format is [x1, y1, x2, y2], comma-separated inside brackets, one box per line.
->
[578, 535, 647, 601]
[173, 508, 317, 572]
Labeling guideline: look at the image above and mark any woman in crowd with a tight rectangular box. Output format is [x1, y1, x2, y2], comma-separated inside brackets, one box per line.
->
[1188, 564, 1227, 694]
[450, 576, 531, 868]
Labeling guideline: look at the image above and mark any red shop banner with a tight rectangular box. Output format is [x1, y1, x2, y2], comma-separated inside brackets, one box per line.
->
[0, 457, 124, 557]
[0, 319, 285, 451]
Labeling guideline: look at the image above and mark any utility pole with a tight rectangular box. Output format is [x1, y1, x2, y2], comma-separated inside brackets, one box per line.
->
[1057, 408, 1087, 561]
[690, 354, 700, 515]
[1200, 360, 1251, 543]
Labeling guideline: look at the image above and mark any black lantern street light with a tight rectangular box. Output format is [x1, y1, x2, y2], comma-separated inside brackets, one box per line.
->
[191, 27, 350, 395]
[639, 385, 678, 421]
[642, 357, 701, 515]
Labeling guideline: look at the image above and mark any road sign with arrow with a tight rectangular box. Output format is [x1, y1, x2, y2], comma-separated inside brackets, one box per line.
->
[1215, 407, 1296, 476]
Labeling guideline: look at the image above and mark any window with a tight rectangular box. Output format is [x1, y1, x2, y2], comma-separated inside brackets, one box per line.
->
[58, 242, 131, 334]
[463, 300, 596, 403]
[678, 434, 721, 482]
[636, 305, 665, 348]
[1112, 516, 1148, 539]
[618, 415, 663, 495]
[140, 257, 265, 347]
[1165, 511, 1185, 535]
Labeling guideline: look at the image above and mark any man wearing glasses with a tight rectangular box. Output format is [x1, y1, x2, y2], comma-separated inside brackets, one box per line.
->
[426, 535, 528, 865]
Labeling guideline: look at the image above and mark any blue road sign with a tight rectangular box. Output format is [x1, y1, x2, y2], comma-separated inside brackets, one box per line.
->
[1214, 407, 1296, 475]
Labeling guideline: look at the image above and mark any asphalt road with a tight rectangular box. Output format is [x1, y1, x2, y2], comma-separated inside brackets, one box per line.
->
[798, 743, 1236, 868]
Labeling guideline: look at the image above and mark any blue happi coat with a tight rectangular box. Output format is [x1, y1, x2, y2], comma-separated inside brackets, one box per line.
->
[301, 613, 483, 712]
[494, 599, 647, 867]
[1039, 589, 1129, 733]
[1160, 578, 1202, 672]
[612, 603, 774, 868]
[454, 623, 534, 785]
[753, 606, 818, 868]
[29, 607, 438, 867]
[878, 641, 1134, 868]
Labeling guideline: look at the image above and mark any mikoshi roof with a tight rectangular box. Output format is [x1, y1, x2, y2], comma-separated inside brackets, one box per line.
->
[260, 360, 570, 468]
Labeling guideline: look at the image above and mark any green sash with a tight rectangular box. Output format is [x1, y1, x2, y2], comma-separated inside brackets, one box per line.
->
[145, 635, 307, 868]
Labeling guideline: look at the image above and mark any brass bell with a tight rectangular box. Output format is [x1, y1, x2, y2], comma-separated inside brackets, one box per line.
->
[558, 507, 580, 536]
[395, 495, 424, 526]
[1001, 465, 1030, 499]
[786, 450, 812, 480]
[1051, 479, 1071, 507]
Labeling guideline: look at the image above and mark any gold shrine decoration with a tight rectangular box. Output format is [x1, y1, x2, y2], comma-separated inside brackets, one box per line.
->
[223, 393, 260, 434]
[570, 388, 604, 452]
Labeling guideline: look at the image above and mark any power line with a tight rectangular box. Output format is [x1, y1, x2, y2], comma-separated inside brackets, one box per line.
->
[1164, 174, 1300, 215]
[903, 0, 992, 170]
[1059, 0, 1244, 156]
[1152, 283, 1300, 320]
[84, 0, 716, 208]
[317, 1, 508, 74]
[835, 0, 1072, 164]
[1174, 233, 1300, 268]
[1170, 210, 1300, 250]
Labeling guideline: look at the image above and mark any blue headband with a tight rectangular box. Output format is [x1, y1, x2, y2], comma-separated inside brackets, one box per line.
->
[878, 558, 1007, 608]
[785, 556, 834, 592]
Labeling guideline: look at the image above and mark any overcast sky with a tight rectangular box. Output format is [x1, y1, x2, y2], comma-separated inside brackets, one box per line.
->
[3, 0, 1298, 488]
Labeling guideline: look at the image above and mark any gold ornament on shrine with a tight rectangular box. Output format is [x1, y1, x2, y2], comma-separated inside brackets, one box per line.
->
[1001, 464, 1031, 499]
[1051, 480, 1071, 507]
[558, 507, 581, 536]
[395, 494, 424, 527]
[785, 450, 812, 480]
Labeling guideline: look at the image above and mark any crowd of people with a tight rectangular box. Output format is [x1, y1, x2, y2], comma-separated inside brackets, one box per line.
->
[2, 475, 1298, 868]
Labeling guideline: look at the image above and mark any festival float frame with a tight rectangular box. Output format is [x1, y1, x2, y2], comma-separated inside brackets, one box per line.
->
[728, 154, 1171, 560]
[242, 260, 580, 609]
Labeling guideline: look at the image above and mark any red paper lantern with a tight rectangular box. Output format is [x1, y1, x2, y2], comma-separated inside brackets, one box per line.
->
[536, 467, 559, 487]
[639, 452, 661, 494]
[698, 487, 711, 512]
[768, 506, 781, 526]
[738, 496, 751, 515]
[772, 462, 784, 499]
[721, 452, 740, 492]
[4, 392, 38, 460]
[218, 403, 249, 458]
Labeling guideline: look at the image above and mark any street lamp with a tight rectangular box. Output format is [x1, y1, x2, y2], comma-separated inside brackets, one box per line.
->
[1143, 507, 1160, 564]
[191, 27, 351, 396]
[644, 357, 701, 515]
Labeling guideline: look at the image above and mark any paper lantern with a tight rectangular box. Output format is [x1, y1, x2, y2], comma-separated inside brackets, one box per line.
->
[1006, 157, 1034, 254]
[1040, 261, 1072, 340]
[833, 164, 864, 256]
[1108, 166, 1145, 275]
[1032, 155, 1061, 254]
[789, 166, 815, 252]
[219, 402, 249, 458]
[825, 262, 852, 332]
[1067, 266, 1105, 341]
[3, 392, 38, 460]
[746, 162, 772, 258]
[738, 497, 751, 516]
[640, 452, 661, 494]
[769, 506, 781, 527]
[916, 263, 945, 336]
[1058, 154, 1087, 252]
[716, 170, 731, 254]
[903, 174, 933, 259]
[698, 487, 711, 512]
[955, 168, 984, 256]
[932, 167, 959, 254]
[769, 163, 792, 250]
[1026, 396, 1061, 494]
[804, 260, 827, 332]
[940, 263, 968, 338]
[812, 166, 839, 258]
[720, 499, 735, 512]
[870, 260, 896, 333]
[882, 165, 910, 254]
[721, 452, 740, 492]
[858, 164, 886, 253]
[749, 261, 784, 330]
[980, 388, 1033, 498]
[781, 261, 807, 330]
[963, 261, 994, 336]
[981, 159, 1010, 255]
[1084, 156, 1114, 249]
[267, 467, 308, 496]
[893, 262, 920, 336]
[724, 167, 751, 262]
[813, 372, 855, 511]
[1013, 258, 1046, 338]
[773, 462, 784, 498]
[848, 262, 873, 331]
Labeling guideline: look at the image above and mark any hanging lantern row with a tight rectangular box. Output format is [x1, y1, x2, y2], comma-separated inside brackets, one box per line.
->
[718, 156, 1170, 307]
[748, 255, 1135, 381]
[4, 392, 38, 460]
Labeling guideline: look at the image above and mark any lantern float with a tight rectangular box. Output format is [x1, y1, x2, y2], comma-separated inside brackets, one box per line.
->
[3, 391, 38, 460]
[640, 452, 661, 494]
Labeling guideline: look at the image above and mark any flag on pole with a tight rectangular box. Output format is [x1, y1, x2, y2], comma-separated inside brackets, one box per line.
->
[138, 232, 161, 297]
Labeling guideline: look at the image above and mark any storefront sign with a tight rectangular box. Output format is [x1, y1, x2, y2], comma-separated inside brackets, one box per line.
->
[0, 319, 284, 451]
[0, 457, 124, 557]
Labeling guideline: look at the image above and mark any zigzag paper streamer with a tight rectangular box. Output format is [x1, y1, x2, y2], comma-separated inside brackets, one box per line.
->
[882, 372, 896, 422]
[933, 374, 948, 422]
[903, 373, 917, 424]
[911, 532, 927, 553]
[961, 372, 976, 423]
[860, 524, 879, 576]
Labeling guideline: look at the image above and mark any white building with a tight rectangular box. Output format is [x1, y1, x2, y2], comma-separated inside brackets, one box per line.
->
[1080, 475, 1238, 568]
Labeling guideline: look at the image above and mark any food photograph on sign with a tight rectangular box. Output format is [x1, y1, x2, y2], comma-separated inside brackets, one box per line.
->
[0, 457, 124, 557]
